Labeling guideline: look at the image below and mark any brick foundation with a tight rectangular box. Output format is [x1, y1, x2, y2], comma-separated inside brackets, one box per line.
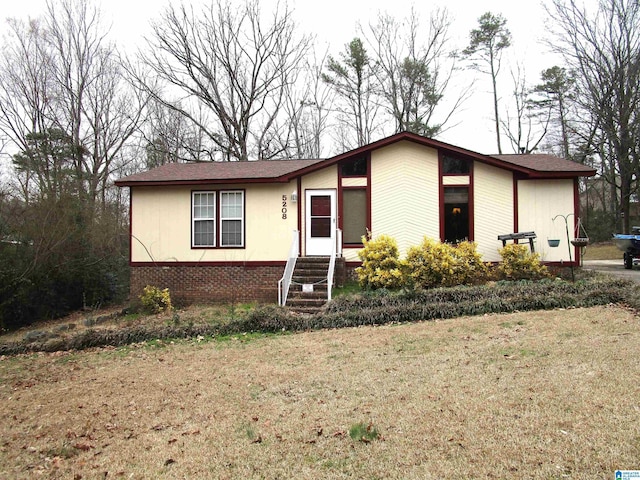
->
[345, 262, 361, 281]
[130, 263, 285, 305]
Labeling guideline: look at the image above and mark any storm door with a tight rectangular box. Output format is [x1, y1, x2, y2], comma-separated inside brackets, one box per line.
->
[305, 189, 336, 256]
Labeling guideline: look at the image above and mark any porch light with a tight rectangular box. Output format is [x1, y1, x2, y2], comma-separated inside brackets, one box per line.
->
[291, 190, 298, 203]
[452, 207, 461, 215]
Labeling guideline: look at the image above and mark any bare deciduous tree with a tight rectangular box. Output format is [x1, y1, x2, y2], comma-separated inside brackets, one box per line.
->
[547, 0, 640, 233]
[0, 18, 56, 202]
[142, 98, 208, 167]
[501, 65, 551, 154]
[365, 8, 466, 137]
[276, 49, 335, 159]
[0, 0, 143, 212]
[137, 0, 310, 161]
[46, 0, 143, 211]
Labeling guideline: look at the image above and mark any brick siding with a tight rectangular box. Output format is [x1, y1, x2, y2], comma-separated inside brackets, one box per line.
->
[345, 263, 360, 282]
[130, 264, 285, 305]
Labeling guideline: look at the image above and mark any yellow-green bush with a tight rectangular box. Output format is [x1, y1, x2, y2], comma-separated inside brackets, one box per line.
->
[497, 244, 549, 280]
[455, 241, 489, 280]
[405, 237, 488, 288]
[139, 285, 172, 314]
[355, 234, 405, 289]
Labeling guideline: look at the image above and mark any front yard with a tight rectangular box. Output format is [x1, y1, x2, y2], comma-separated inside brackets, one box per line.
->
[1, 305, 638, 479]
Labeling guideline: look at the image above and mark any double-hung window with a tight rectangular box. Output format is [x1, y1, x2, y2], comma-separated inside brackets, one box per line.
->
[192, 192, 216, 247]
[192, 190, 244, 248]
[220, 191, 244, 247]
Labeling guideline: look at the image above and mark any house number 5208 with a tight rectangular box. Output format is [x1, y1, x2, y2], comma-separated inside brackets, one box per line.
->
[281, 194, 287, 219]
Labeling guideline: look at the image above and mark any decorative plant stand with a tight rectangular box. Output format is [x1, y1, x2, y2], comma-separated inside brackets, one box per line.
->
[552, 214, 575, 281]
[550, 215, 590, 278]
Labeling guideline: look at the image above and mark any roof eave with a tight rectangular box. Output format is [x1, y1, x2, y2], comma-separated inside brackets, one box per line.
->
[115, 176, 295, 187]
[520, 169, 597, 179]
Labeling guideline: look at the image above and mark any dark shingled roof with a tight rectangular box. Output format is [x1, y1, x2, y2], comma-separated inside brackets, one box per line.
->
[116, 158, 326, 186]
[115, 132, 596, 186]
[490, 154, 595, 174]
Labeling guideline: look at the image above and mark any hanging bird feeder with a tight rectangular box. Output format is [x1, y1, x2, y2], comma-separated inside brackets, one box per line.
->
[571, 217, 589, 248]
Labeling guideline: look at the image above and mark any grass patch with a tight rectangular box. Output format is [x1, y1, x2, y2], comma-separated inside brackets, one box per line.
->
[122, 312, 141, 322]
[349, 422, 380, 443]
[45, 443, 80, 460]
[239, 421, 261, 442]
[583, 241, 621, 260]
[214, 331, 277, 345]
[499, 319, 526, 329]
[332, 280, 362, 298]
[499, 347, 540, 358]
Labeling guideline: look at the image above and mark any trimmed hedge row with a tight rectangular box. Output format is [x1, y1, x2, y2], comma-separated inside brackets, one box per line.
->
[1, 276, 638, 356]
[0, 324, 222, 356]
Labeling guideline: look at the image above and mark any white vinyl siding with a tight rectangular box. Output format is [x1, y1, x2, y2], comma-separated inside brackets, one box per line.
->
[370, 141, 440, 257]
[473, 162, 514, 262]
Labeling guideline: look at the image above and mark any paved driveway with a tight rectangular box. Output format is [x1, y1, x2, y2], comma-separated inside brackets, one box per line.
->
[582, 259, 640, 282]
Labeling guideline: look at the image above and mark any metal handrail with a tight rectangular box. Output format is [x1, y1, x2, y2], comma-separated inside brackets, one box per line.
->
[278, 230, 299, 306]
[327, 228, 341, 302]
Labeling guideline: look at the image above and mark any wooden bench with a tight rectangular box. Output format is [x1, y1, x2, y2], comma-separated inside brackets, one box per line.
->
[497, 231, 537, 252]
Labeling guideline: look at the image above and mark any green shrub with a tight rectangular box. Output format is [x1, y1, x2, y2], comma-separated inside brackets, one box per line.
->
[139, 285, 172, 314]
[355, 234, 405, 290]
[225, 304, 297, 333]
[405, 237, 488, 288]
[498, 244, 549, 280]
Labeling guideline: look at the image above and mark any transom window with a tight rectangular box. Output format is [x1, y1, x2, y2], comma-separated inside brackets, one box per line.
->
[192, 190, 244, 248]
[340, 155, 368, 177]
[442, 155, 470, 174]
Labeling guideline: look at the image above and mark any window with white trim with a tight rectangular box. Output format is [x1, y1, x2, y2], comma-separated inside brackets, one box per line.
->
[220, 191, 244, 247]
[192, 192, 216, 247]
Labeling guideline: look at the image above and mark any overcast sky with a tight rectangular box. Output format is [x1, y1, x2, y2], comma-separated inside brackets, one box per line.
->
[1, 0, 589, 155]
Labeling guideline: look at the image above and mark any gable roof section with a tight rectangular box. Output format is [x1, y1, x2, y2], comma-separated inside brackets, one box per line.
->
[115, 132, 596, 187]
[116, 158, 326, 186]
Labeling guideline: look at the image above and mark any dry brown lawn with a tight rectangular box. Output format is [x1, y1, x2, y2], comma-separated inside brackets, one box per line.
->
[1, 305, 639, 479]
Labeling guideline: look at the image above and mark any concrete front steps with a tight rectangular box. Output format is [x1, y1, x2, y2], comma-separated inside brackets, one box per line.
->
[286, 256, 344, 314]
